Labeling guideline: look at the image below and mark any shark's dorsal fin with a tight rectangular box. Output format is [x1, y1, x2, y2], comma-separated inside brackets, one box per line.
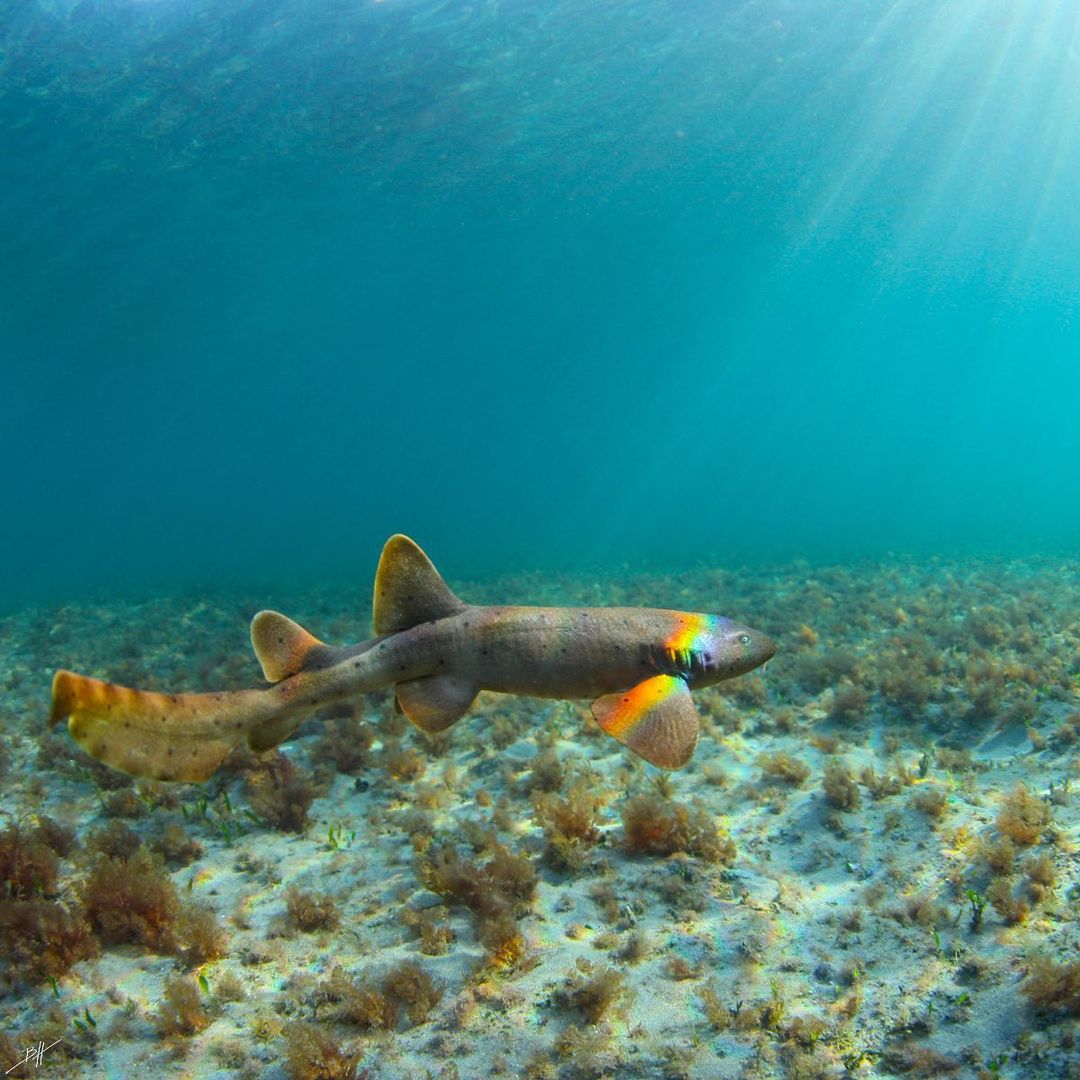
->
[591, 674, 701, 770]
[251, 610, 326, 682]
[373, 534, 467, 635]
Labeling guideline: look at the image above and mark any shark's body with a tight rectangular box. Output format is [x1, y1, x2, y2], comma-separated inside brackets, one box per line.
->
[51, 535, 775, 781]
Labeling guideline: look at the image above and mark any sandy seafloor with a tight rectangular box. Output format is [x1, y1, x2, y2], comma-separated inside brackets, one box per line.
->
[2, 555, 1080, 1079]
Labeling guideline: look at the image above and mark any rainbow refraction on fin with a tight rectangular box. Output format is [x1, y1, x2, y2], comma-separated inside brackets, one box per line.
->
[591, 674, 701, 770]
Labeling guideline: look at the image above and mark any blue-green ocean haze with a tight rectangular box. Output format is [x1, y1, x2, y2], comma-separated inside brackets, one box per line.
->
[3, 0, 1080, 607]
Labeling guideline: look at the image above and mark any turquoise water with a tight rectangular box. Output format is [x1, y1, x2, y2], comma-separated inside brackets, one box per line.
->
[4, 0, 1080, 606]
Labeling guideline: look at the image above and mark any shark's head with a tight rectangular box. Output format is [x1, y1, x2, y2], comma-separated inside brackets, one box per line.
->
[699, 615, 776, 684]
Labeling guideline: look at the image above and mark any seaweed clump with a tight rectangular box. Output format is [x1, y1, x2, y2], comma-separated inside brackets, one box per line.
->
[285, 887, 341, 933]
[416, 840, 537, 919]
[1022, 956, 1080, 1018]
[283, 1021, 362, 1080]
[381, 961, 444, 1025]
[415, 838, 537, 971]
[0, 820, 98, 988]
[81, 847, 180, 952]
[149, 820, 204, 868]
[533, 779, 608, 870]
[997, 783, 1050, 846]
[154, 975, 212, 1036]
[0, 822, 62, 899]
[757, 751, 811, 787]
[822, 761, 860, 811]
[0, 896, 99, 989]
[318, 962, 443, 1030]
[244, 752, 320, 834]
[620, 794, 736, 863]
[555, 960, 632, 1024]
[399, 905, 455, 955]
[80, 846, 227, 965]
[312, 707, 375, 776]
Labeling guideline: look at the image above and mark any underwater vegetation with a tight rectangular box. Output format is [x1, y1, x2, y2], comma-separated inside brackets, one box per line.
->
[4, 553, 1080, 1075]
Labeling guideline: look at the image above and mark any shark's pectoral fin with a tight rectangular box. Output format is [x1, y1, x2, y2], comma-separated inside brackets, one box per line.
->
[396, 675, 478, 733]
[591, 674, 700, 770]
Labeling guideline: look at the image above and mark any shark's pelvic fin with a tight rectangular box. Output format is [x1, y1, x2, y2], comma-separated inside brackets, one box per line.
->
[591, 674, 701, 770]
[251, 610, 326, 682]
[246, 713, 308, 753]
[373, 534, 468, 635]
[50, 670, 263, 782]
[396, 674, 478, 733]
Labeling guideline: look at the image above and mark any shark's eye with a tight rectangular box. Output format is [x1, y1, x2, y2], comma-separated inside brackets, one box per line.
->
[739, 634, 751, 645]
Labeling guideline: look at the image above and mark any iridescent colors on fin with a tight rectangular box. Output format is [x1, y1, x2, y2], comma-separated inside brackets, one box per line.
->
[251, 610, 326, 683]
[373, 534, 468, 635]
[591, 674, 701, 770]
[50, 670, 266, 782]
[396, 674, 478, 733]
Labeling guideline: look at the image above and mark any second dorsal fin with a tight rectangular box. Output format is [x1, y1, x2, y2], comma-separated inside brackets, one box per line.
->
[372, 534, 467, 634]
[250, 610, 326, 682]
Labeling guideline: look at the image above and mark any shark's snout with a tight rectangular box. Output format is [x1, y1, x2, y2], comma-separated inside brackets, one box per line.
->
[713, 620, 776, 680]
[754, 630, 777, 668]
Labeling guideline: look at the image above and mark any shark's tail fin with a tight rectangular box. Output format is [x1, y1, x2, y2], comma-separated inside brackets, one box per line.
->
[372, 534, 468, 634]
[50, 670, 275, 782]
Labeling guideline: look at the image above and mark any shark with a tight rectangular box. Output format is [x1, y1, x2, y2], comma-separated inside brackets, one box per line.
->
[50, 535, 776, 782]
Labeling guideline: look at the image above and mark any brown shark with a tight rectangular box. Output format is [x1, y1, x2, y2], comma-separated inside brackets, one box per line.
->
[50, 535, 776, 782]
